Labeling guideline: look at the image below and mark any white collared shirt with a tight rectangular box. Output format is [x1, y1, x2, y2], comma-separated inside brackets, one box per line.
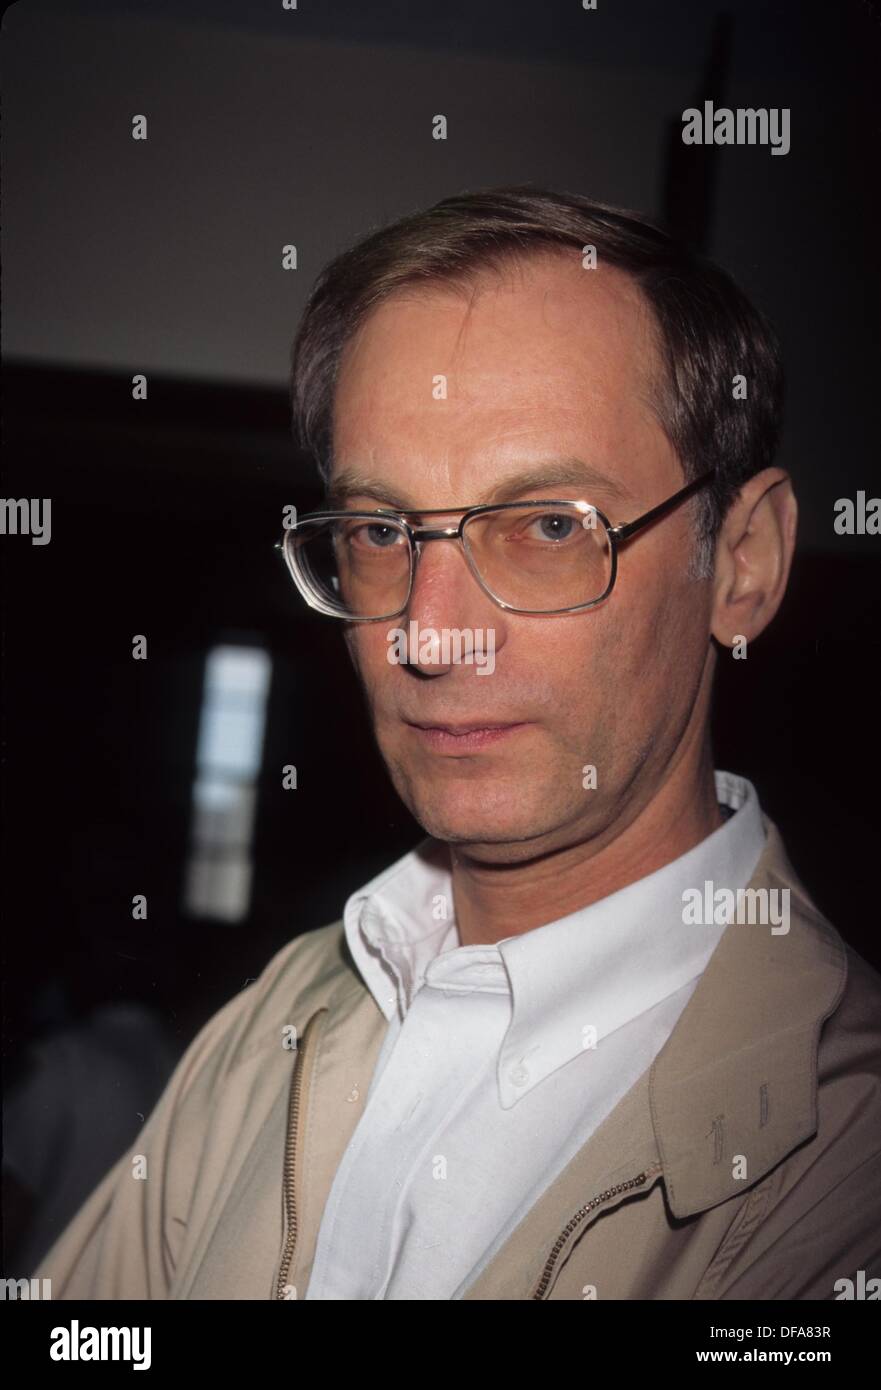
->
[305, 770, 766, 1300]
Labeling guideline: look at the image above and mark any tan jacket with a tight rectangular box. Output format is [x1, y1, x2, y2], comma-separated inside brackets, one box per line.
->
[35, 816, 881, 1300]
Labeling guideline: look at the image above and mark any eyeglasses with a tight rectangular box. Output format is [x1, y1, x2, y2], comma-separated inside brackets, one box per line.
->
[278, 469, 716, 621]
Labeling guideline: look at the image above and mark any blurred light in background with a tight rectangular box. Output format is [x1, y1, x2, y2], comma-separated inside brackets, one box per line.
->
[184, 644, 271, 923]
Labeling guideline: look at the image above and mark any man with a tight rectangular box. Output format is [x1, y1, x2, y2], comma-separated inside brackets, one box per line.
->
[36, 187, 881, 1299]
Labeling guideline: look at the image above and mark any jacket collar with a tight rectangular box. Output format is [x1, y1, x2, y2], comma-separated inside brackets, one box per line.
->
[649, 814, 846, 1217]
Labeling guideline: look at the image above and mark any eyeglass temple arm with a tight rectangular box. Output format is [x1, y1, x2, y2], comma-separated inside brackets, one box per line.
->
[609, 469, 716, 543]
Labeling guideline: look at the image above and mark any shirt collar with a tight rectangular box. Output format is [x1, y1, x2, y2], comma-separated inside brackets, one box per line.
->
[344, 837, 458, 1020]
[343, 770, 766, 1108]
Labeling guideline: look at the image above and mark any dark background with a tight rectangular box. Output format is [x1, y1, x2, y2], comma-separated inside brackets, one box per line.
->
[2, 0, 879, 1271]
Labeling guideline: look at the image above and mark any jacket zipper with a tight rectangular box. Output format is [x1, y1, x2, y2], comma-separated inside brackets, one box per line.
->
[531, 1162, 663, 1300]
[275, 1008, 327, 1299]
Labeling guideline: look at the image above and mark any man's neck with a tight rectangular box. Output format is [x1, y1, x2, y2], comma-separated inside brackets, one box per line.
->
[449, 755, 723, 947]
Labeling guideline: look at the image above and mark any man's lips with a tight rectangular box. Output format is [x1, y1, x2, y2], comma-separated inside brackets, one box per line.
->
[408, 720, 522, 734]
[405, 719, 531, 752]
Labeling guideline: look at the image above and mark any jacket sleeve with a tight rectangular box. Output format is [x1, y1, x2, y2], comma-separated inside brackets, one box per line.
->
[31, 980, 267, 1301]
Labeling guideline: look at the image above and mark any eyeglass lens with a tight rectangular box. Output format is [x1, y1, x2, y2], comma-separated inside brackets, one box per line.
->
[288, 503, 612, 617]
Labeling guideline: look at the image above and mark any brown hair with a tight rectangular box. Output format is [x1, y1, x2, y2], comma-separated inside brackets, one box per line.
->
[289, 184, 784, 575]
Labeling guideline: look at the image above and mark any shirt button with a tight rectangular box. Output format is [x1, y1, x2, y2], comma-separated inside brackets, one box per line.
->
[508, 1064, 530, 1087]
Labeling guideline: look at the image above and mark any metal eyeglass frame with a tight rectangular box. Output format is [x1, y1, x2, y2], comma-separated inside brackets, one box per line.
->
[278, 467, 716, 620]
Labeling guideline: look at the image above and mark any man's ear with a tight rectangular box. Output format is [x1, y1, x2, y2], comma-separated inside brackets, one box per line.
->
[710, 467, 798, 648]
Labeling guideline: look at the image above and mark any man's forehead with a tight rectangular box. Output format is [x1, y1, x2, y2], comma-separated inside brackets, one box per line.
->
[336, 251, 659, 385]
[329, 254, 669, 505]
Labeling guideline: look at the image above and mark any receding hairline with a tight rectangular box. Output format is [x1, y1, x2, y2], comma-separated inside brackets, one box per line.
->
[331, 242, 676, 463]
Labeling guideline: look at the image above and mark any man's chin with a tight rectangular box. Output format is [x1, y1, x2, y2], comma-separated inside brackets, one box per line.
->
[400, 793, 565, 859]
[382, 743, 579, 854]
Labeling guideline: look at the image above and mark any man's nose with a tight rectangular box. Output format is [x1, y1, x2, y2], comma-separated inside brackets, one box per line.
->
[403, 536, 503, 674]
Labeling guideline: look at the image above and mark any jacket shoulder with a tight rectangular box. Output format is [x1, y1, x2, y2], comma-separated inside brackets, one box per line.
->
[834, 940, 881, 1039]
[764, 832, 881, 1115]
[104, 919, 353, 1122]
[816, 935, 881, 1124]
[206, 918, 354, 1078]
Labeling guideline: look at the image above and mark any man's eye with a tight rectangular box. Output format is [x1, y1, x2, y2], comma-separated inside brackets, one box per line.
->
[520, 511, 578, 542]
[487, 507, 587, 547]
[346, 522, 403, 549]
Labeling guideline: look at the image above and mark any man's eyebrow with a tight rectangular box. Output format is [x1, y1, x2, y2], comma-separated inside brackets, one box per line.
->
[486, 461, 633, 506]
[325, 472, 414, 510]
[325, 460, 633, 510]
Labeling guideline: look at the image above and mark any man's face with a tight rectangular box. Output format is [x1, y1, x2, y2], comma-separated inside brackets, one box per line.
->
[330, 252, 715, 864]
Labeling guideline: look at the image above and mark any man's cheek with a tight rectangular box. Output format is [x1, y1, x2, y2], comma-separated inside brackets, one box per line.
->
[348, 632, 388, 685]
